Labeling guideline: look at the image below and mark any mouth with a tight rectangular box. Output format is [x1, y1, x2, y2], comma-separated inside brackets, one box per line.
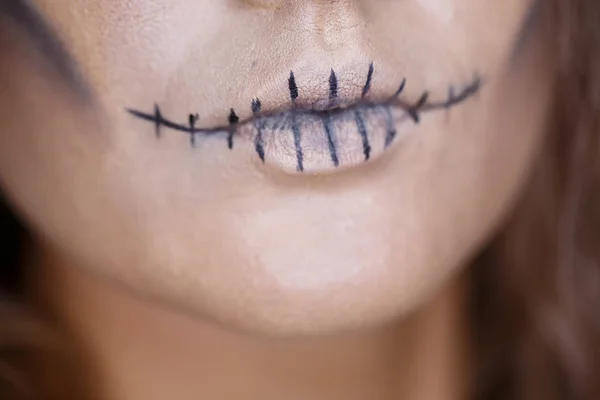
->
[126, 63, 481, 174]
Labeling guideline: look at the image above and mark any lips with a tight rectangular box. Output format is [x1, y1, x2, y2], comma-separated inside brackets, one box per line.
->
[126, 65, 481, 174]
[232, 101, 412, 173]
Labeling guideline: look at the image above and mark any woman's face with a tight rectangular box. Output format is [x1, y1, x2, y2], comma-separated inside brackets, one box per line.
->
[0, 0, 550, 335]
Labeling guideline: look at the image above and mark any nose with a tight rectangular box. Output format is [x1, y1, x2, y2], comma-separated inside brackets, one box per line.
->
[236, 0, 286, 9]
[237, 0, 356, 12]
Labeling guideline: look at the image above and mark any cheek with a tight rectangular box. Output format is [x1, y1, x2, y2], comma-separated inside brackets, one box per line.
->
[402, 39, 553, 293]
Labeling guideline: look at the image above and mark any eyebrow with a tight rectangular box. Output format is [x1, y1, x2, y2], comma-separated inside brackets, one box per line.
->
[0, 0, 91, 97]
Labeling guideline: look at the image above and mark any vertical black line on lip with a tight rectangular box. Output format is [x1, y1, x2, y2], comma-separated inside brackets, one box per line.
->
[392, 78, 407, 98]
[251, 99, 265, 162]
[329, 69, 338, 104]
[288, 71, 299, 103]
[322, 113, 340, 167]
[292, 117, 304, 172]
[354, 109, 371, 161]
[384, 106, 397, 148]
[227, 108, 239, 149]
[251, 98, 262, 114]
[361, 62, 374, 98]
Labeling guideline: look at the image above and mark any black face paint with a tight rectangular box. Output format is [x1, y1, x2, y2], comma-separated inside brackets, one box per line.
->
[126, 65, 482, 171]
[392, 78, 406, 99]
[288, 71, 299, 103]
[384, 108, 397, 148]
[322, 113, 340, 167]
[153, 104, 163, 139]
[328, 69, 338, 105]
[251, 98, 265, 162]
[361, 63, 374, 98]
[291, 116, 304, 172]
[407, 92, 430, 124]
[227, 109, 239, 149]
[188, 113, 199, 147]
[353, 109, 371, 161]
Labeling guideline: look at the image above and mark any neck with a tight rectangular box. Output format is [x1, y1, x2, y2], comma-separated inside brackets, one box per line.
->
[25, 243, 470, 400]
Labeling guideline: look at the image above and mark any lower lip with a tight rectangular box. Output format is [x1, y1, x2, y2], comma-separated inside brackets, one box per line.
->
[235, 103, 412, 174]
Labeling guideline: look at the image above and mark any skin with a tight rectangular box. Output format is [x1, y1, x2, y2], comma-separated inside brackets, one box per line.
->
[0, 0, 552, 399]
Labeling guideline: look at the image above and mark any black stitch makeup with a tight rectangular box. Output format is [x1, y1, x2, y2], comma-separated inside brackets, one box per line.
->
[126, 64, 482, 174]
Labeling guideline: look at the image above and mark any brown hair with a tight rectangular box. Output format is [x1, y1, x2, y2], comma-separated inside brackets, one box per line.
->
[470, 1, 600, 399]
[1, 0, 600, 399]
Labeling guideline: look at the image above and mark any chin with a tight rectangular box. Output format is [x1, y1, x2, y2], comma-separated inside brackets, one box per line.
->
[81, 202, 467, 338]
